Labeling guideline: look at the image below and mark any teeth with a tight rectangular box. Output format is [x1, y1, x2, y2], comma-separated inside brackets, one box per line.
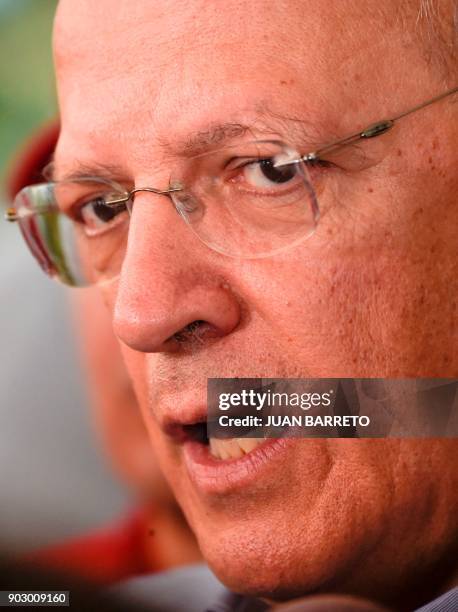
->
[209, 437, 263, 460]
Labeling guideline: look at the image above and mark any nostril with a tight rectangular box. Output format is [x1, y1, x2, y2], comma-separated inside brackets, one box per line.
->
[172, 320, 209, 344]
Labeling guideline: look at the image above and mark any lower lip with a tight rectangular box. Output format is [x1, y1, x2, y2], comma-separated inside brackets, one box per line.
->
[183, 437, 295, 495]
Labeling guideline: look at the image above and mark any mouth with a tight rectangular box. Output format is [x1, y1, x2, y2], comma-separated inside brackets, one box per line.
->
[178, 420, 292, 494]
[182, 421, 265, 459]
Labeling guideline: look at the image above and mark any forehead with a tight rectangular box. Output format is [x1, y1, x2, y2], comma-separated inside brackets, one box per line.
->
[53, 0, 413, 173]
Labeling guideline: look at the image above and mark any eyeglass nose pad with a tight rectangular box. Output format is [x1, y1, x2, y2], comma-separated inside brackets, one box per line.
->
[170, 188, 203, 222]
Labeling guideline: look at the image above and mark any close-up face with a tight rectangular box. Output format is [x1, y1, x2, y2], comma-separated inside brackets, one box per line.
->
[52, 0, 457, 604]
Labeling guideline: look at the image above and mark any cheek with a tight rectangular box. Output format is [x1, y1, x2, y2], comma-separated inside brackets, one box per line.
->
[237, 226, 452, 377]
[233, 250, 383, 376]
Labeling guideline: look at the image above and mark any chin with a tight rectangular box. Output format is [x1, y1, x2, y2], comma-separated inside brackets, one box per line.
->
[193, 520, 352, 601]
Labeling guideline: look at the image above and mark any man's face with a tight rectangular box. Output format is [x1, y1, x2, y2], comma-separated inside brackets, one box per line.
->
[54, 0, 457, 602]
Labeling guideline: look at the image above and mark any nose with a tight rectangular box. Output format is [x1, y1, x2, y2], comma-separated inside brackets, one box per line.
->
[113, 191, 241, 353]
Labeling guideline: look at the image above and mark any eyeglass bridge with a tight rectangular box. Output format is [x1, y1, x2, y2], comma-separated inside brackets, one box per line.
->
[105, 185, 183, 208]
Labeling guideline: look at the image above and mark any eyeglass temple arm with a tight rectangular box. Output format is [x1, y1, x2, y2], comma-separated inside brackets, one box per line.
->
[304, 86, 458, 162]
[5, 207, 54, 222]
[303, 120, 394, 161]
[5, 208, 18, 222]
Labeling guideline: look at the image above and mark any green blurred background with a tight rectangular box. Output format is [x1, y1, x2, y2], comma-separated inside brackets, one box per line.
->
[0, 2, 129, 554]
[0, 0, 57, 196]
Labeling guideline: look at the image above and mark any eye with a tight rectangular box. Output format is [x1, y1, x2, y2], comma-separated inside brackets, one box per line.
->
[79, 195, 127, 230]
[242, 158, 298, 189]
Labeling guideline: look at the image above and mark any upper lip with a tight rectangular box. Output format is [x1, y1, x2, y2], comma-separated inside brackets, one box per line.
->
[160, 403, 209, 443]
[158, 380, 277, 443]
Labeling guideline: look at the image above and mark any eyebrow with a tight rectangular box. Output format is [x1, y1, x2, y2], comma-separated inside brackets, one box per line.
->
[175, 110, 322, 156]
[49, 110, 323, 183]
[44, 160, 129, 183]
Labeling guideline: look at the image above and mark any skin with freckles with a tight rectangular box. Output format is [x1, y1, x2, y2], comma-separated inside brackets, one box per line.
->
[53, 0, 457, 608]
